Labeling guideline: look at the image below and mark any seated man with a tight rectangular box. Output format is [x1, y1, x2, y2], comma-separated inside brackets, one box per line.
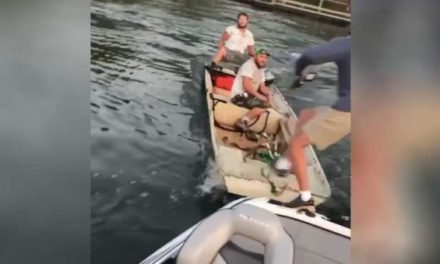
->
[212, 12, 255, 67]
[230, 48, 272, 132]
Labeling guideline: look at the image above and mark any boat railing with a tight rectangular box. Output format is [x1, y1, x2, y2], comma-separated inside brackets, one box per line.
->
[253, 0, 351, 23]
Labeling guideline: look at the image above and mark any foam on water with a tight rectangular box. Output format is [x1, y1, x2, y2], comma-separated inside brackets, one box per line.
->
[197, 158, 224, 194]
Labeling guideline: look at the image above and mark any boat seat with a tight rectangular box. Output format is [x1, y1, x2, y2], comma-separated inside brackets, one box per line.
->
[212, 100, 283, 135]
[177, 204, 294, 264]
[213, 86, 232, 99]
[217, 61, 240, 73]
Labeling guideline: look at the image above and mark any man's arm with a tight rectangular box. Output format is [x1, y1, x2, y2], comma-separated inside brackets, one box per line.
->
[243, 77, 267, 102]
[247, 45, 255, 57]
[259, 83, 271, 104]
[218, 31, 230, 49]
[247, 34, 255, 57]
[259, 83, 268, 94]
[295, 37, 350, 76]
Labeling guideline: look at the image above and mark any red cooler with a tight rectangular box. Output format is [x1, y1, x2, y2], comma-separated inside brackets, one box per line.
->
[213, 74, 235, 91]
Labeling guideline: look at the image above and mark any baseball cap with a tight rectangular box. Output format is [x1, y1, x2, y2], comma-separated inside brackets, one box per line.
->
[255, 47, 271, 56]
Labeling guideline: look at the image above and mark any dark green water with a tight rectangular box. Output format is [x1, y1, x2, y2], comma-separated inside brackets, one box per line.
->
[91, 0, 350, 263]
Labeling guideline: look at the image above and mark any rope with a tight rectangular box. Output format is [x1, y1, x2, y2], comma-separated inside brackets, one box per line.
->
[260, 168, 288, 196]
[257, 110, 270, 134]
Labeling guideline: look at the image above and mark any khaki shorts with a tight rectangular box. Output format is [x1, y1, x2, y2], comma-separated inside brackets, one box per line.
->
[302, 107, 351, 150]
[232, 94, 269, 109]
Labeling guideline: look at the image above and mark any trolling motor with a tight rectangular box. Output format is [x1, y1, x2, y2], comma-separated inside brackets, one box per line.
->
[265, 70, 276, 86]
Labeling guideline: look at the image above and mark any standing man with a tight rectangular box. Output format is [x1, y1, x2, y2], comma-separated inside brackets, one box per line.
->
[275, 36, 351, 209]
[231, 48, 272, 132]
[212, 12, 255, 67]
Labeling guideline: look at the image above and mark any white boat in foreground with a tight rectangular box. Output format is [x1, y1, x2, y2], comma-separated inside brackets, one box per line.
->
[203, 62, 330, 204]
[140, 197, 350, 264]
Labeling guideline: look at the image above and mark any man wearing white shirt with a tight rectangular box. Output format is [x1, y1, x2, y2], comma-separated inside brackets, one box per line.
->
[212, 12, 255, 66]
[230, 48, 272, 133]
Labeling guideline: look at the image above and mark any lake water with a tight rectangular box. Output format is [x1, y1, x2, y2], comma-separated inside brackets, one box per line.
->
[91, 0, 350, 263]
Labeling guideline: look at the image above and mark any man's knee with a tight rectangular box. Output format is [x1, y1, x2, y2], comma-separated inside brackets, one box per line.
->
[290, 131, 311, 149]
[299, 109, 317, 121]
[215, 46, 226, 58]
[299, 109, 313, 117]
[219, 46, 227, 55]
[247, 107, 265, 117]
[252, 107, 266, 113]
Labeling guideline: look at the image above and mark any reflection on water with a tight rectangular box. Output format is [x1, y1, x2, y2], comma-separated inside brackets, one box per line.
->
[91, 0, 349, 263]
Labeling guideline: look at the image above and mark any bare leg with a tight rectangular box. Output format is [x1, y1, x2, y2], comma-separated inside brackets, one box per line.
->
[295, 109, 317, 132]
[213, 46, 227, 64]
[288, 109, 317, 191]
[282, 108, 317, 157]
[276, 109, 317, 192]
[287, 131, 312, 191]
[236, 108, 266, 132]
[243, 107, 266, 121]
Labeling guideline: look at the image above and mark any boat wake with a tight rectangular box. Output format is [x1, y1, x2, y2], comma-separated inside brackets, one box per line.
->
[196, 158, 224, 195]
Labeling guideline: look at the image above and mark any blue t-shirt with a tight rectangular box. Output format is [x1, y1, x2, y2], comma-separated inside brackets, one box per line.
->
[295, 36, 351, 112]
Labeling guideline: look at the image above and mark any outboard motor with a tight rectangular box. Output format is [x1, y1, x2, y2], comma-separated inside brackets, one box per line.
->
[264, 70, 276, 86]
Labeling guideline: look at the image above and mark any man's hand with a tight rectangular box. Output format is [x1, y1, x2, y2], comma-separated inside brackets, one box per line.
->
[257, 84, 272, 106]
[291, 74, 305, 88]
[299, 70, 308, 81]
[266, 93, 273, 106]
[257, 93, 271, 106]
[257, 94, 268, 103]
